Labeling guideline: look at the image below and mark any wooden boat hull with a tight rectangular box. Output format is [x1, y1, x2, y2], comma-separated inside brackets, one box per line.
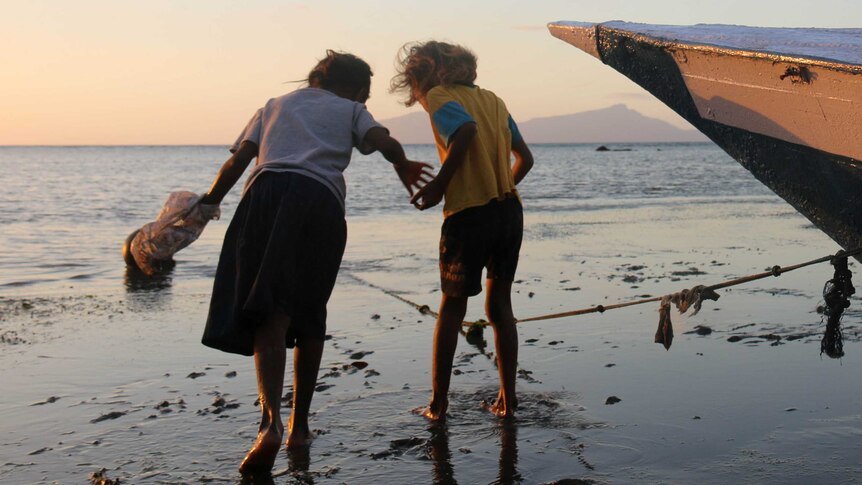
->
[549, 22, 862, 257]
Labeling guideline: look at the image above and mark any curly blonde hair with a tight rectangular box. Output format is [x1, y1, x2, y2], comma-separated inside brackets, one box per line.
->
[390, 41, 477, 107]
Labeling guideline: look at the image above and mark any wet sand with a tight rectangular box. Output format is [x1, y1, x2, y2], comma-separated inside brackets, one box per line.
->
[2, 198, 862, 484]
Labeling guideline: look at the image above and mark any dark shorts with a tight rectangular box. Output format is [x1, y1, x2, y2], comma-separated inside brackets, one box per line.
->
[439, 197, 523, 297]
[202, 171, 347, 356]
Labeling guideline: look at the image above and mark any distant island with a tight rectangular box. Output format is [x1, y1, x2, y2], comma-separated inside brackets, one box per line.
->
[380, 104, 708, 144]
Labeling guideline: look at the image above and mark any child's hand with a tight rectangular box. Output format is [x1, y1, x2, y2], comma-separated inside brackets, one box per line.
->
[410, 179, 444, 210]
[394, 160, 435, 196]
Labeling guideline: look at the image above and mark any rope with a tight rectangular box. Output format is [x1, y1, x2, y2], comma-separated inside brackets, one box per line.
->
[347, 246, 862, 327]
[345, 274, 437, 317]
[518, 246, 862, 323]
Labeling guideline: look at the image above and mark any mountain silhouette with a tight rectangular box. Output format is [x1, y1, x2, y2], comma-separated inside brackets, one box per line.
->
[380, 104, 707, 144]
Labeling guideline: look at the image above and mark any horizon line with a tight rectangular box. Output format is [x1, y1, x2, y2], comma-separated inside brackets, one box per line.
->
[0, 141, 714, 148]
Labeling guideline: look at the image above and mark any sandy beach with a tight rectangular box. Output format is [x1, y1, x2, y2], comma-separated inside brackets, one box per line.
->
[2, 144, 861, 484]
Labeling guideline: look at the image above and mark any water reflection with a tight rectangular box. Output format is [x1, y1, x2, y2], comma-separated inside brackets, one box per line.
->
[427, 419, 520, 485]
[238, 472, 275, 485]
[428, 422, 456, 484]
[123, 264, 173, 312]
[286, 446, 311, 476]
[493, 420, 520, 485]
[123, 263, 174, 293]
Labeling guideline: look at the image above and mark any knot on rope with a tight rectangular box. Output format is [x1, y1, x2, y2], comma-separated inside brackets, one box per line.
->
[821, 253, 855, 359]
[771, 265, 782, 277]
[596, 305, 605, 313]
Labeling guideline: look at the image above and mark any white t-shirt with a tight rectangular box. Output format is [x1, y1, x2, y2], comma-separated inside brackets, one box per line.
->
[230, 88, 384, 212]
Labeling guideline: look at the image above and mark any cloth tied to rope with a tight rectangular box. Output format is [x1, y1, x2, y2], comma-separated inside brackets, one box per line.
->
[655, 285, 721, 350]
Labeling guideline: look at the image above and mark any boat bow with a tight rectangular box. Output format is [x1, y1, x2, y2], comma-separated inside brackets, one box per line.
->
[549, 21, 862, 257]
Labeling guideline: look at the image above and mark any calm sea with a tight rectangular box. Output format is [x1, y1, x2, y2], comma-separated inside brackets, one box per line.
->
[4, 144, 862, 484]
[0, 143, 770, 296]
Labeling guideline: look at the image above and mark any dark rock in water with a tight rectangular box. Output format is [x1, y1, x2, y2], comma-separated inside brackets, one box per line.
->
[605, 396, 622, 405]
[89, 468, 121, 485]
[224, 371, 237, 378]
[90, 411, 126, 423]
[596, 145, 610, 151]
[517, 368, 540, 383]
[541, 480, 600, 485]
[671, 267, 707, 276]
[315, 384, 334, 392]
[30, 396, 60, 406]
[351, 361, 369, 369]
[349, 351, 373, 360]
[727, 335, 744, 343]
[186, 372, 205, 379]
[684, 325, 713, 336]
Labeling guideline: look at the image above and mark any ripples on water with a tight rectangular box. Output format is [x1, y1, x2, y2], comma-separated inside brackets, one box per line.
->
[0, 143, 766, 293]
[4, 144, 862, 483]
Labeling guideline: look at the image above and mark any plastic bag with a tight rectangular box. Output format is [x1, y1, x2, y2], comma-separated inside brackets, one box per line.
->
[124, 191, 220, 275]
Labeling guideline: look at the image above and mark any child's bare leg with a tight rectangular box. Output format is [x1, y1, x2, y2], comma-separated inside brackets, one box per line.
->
[239, 310, 289, 474]
[286, 337, 324, 448]
[484, 279, 518, 417]
[420, 294, 468, 420]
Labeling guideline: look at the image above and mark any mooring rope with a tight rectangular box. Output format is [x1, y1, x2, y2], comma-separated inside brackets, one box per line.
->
[348, 246, 862, 329]
[519, 247, 862, 323]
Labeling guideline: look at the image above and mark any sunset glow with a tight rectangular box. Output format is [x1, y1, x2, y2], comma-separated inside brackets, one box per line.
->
[2, 0, 858, 145]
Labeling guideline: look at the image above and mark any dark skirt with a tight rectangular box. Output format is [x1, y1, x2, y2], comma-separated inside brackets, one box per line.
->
[202, 171, 346, 356]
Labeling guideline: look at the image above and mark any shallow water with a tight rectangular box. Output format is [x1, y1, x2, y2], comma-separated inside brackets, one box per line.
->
[1, 144, 861, 484]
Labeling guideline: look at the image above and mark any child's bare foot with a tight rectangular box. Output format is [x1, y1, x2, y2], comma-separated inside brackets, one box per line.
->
[412, 399, 448, 421]
[285, 425, 315, 449]
[239, 428, 283, 475]
[481, 396, 517, 418]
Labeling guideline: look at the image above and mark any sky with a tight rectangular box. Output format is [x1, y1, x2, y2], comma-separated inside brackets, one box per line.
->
[2, 0, 859, 145]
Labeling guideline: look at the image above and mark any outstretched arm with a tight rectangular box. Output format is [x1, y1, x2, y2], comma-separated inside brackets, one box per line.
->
[410, 122, 477, 211]
[511, 138, 534, 185]
[199, 141, 258, 205]
[363, 126, 434, 196]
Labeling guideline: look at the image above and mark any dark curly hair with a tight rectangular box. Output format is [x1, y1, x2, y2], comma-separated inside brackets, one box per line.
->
[390, 41, 477, 106]
[307, 50, 373, 95]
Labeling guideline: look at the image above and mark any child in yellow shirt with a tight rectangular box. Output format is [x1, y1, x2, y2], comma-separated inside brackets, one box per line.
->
[392, 41, 534, 419]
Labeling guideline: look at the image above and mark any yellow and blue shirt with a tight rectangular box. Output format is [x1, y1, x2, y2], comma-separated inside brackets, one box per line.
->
[426, 84, 523, 218]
